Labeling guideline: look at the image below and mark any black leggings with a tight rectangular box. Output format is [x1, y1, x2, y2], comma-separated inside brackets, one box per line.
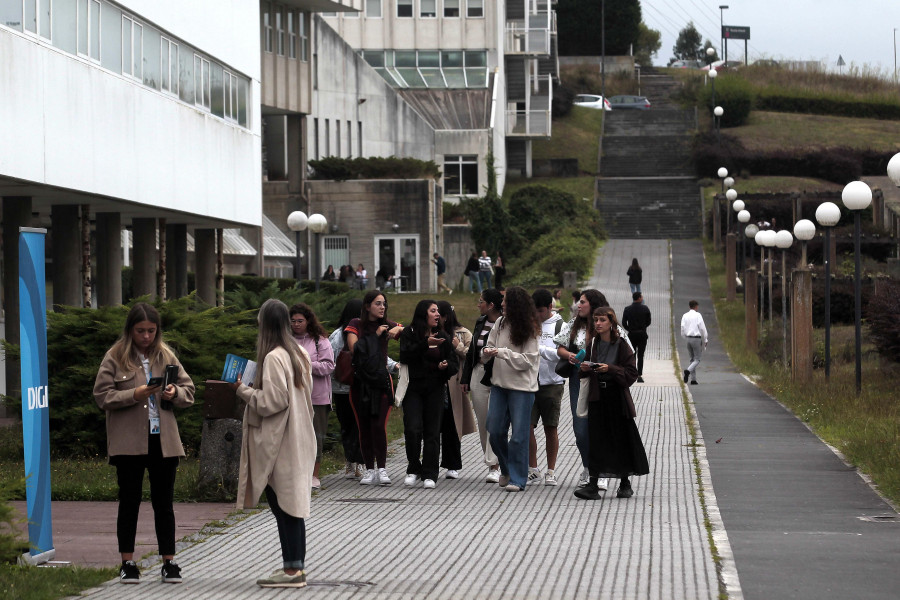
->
[265, 486, 306, 570]
[113, 434, 179, 555]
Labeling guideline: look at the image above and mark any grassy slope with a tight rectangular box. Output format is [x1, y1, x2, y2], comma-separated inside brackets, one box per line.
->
[728, 111, 900, 153]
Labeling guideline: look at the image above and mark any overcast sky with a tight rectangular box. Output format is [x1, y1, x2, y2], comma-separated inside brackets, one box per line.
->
[640, 0, 900, 75]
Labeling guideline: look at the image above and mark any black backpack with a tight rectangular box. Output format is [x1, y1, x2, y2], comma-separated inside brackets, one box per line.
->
[351, 333, 391, 391]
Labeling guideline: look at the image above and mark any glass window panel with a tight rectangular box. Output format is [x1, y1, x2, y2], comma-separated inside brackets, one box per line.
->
[263, 1, 272, 52]
[275, 9, 283, 55]
[142, 28, 161, 89]
[418, 51, 439, 67]
[24, 0, 36, 33]
[420, 0, 435, 17]
[287, 11, 296, 58]
[178, 44, 194, 103]
[461, 162, 478, 194]
[396, 67, 425, 87]
[363, 51, 385, 67]
[444, 0, 459, 17]
[122, 17, 132, 75]
[466, 0, 483, 17]
[366, 0, 382, 17]
[395, 51, 416, 67]
[89, 0, 99, 59]
[465, 68, 487, 87]
[397, 0, 412, 18]
[238, 78, 248, 127]
[133, 23, 142, 78]
[443, 68, 466, 87]
[210, 62, 224, 117]
[170, 43, 178, 93]
[77, 0, 88, 53]
[465, 51, 486, 67]
[101, 3, 122, 71]
[420, 69, 446, 88]
[53, 0, 77, 54]
[442, 51, 463, 67]
[39, 0, 50, 38]
[1, 1, 24, 31]
[383, 66, 406, 87]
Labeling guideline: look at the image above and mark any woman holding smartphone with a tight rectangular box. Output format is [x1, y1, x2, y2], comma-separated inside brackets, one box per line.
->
[233, 299, 316, 588]
[93, 302, 195, 585]
[574, 307, 648, 501]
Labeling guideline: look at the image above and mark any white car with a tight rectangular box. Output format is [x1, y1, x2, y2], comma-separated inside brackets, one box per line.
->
[573, 94, 612, 111]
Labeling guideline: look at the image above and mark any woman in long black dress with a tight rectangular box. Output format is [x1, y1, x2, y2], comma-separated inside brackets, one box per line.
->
[574, 306, 649, 500]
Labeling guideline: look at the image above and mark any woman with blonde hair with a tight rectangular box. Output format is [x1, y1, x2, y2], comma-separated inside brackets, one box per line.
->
[233, 299, 316, 588]
[93, 302, 194, 584]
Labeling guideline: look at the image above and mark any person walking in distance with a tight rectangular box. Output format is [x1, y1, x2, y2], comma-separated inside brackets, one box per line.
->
[526, 289, 565, 486]
[622, 292, 651, 383]
[478, 250, 493, 290]
[465, 251, 482, 294]
[432, 253, 453, 294]
[627, 258, 643, 296]
[681, 300, 708, 385]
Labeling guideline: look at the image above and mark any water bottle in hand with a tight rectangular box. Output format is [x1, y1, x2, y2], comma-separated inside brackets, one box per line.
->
[573, 349, 586, 367]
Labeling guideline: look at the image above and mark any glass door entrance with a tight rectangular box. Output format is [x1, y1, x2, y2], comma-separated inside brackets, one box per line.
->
[375, 235, 419, 292]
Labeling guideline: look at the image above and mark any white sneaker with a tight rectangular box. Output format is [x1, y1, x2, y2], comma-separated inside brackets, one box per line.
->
[404, 473, 421, 486]
[344, 462, 356, 479]
[360, 469, 377, 485]
[423, 479, 436, 489]
[597, 478, 609, 491]
[544, 469, 558, 486]
[377, 468, 391, 486]
[486, 469, 500, 483]
[526, 467, 542, 485]
[578, 467, 590, 487]
[446, 470, 460, 479]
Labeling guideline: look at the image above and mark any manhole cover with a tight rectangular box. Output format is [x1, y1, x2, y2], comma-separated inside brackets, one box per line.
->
[335, 498, 403, 503]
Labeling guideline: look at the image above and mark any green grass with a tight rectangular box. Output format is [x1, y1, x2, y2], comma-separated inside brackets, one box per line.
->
[705, 241, 900, 505]
[0, 564, 118, 600]
[531, 106, 604, 174]
[728, 111, 900, 152]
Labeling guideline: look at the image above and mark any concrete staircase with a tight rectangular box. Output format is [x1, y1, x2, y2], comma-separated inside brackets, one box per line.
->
[597, 80, 701, 238]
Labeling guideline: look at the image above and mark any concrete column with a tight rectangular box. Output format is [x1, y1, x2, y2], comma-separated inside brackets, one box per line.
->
[95, 212, 123, 306]
[791, 268, 813, 383]
[2, 196, 33, 412]
[51, 204, 82, 308]
[194, 228, 216, 305]
[132, 218, 157, 300]
[744, 266, 758, 351]
[166, 224, 188, 298]
[726, 233, 736, 301]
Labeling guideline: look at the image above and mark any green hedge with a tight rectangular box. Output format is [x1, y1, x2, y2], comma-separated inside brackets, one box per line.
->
[700, 74, 754, 127]
[755, 88, 900, 120]
[308, 156, 442, 181]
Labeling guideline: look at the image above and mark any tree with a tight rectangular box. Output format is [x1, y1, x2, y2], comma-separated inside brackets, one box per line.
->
[557, 0, 642, 57]
[701, 40, 719, 64]
[672, 22, 702, 61]
[634, 22, 661, 66]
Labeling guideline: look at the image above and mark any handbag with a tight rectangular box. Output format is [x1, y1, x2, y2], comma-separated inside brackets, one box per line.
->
[393, 364, 409, 407]
[335, 349, 353, 384]
[555, 343, 582, 378]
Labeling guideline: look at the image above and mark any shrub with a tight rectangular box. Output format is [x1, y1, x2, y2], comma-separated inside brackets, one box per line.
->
[553, 83, 575, 118]
[755, 89, 900, 120]
[308, 156, 441, 181]
[511, 221, 602, 286]
[866, 281, 900, 363]
[0, 480, 28, 563]
[699, 74, 754, 127]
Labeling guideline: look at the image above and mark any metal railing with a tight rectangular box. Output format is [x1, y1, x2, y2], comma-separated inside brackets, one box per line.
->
[506, 74, 553, 137]
[505, 3, 555, 55]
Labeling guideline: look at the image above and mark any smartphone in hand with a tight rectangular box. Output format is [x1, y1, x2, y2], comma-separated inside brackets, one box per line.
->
[147, 376, 164, 388]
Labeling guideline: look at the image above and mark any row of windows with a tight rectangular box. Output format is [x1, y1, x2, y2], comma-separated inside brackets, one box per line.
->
[0, 0, 251, 128]
[444, 155, 477, 195]
[362, 49, 488, 88]
[325, 0, 483, 19]
[262, 1, 309, 60]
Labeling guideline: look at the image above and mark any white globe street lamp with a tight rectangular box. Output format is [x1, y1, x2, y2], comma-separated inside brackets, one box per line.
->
[815, 202, 841, 379]
[714, 106, 724, 117]
[287, 211, 309, 281]
[726, 188, 738, 202]
[841, 181, 872, 395]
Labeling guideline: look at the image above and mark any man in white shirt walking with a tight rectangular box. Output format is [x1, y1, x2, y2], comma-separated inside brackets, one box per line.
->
[680, 300, 708, 385]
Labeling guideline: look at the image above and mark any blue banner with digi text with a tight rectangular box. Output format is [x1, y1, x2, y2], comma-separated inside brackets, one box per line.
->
[19, 228, 54, 561]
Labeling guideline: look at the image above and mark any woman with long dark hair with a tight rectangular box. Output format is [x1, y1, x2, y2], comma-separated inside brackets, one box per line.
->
[574, 307, 648, 500]
[93, 302, 195, 584]
[290, 303, 335, 490]
[399, 300, 458, 488]
[437, 301, 476, 479]
[233, 299, 316, 588]
[484, 286, 541, 492]
[460, 288, 504, 482]
[345, 290, 403, 485]
[627, 258, 643, 295]
[329, 298, 365, 479]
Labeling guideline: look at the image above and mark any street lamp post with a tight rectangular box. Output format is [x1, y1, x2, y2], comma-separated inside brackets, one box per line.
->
[308, 213, 328, 292]
[775, 230, 794, 368]
[815, 202, 841, 379]
[714, 105, 724, 140]
[792, 219, 816, 383]
[841, 181, 873, 395]
[719, 5, 729, 60]
[738, 208, 750, 271]
[287, 211, 309, 283]
[754, 229, 767, 325]
[761, 229, 777, 324]
[793, 219, 816, 267]
[887, 152, 900, 257]
[709, 68, 719, 127]
[726, 187, 737, 234]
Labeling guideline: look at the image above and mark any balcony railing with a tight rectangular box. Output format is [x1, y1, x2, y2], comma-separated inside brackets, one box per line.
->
[505, 4, 556, 56]
[506, 75, 553, 138]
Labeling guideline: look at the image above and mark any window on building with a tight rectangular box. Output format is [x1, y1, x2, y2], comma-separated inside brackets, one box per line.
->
[263, 2, 273, 52]
[420, 0, 436, 17]
[397, 0, 412, 18]
[324, 119, 330, 156]
[345, 0, 358, 18]
[25, 0, 52, 39]
[444, 155, 478, 195]
[76, 0, 101, 60]
[366, 0, 382, 18]
[336, 120, 341, 156]
[313, 118, 319, 159]
[159, 37, 178, 94]
[224, 71, 240, 122]
[466, 0, 483, 18]
[122, 15, 143, 80]
[194, 54, 211, 110]
[444, 0, 460, 18]
[358, 121, 363, 157]
[287, 11, 296, 58]
[299, 12, 308, 61]
[275, 7, 284, 55]
[347, 120, 352, 157]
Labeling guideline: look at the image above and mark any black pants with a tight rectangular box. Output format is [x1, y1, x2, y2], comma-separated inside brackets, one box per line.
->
[113, 434, 179, 555]
[265, 486, 306, 570]
[350, 387, 393, 469]
[402, 378, 445, 481]
[629, 332, 648, 376]
[333, 393, 363, 464]
[440, 399, 462, 470]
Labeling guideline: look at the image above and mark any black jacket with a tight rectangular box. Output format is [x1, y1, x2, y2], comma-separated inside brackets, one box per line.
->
[622, 302, 652, 334]
[465, 256, 480, 273]
[460, 315, 495, 387]
[398, 327, 458, 382]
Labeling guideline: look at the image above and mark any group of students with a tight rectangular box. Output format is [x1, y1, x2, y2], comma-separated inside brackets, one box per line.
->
[91, 282, 650, 589]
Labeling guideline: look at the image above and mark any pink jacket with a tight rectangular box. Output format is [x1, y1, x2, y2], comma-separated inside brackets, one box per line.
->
[293, 333, 335, 405]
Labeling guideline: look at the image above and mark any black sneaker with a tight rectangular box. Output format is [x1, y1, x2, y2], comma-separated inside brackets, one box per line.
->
[161, 560, 183, 583]
[617, 481, 634, 499]
[120, 560, 140, 584]
[637, 376, 644, 383]
[683, 369, 690, 383]
[574, 484, 601, 500]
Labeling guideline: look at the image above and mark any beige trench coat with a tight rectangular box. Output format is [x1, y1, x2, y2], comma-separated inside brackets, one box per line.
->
[236, 346, 316, 519]
[93, 351, 195, 459]
[449, 326, 477, 438]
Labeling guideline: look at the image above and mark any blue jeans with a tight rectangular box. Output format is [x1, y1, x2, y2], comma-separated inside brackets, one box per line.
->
[479, 270, 493, 290]
[630, 283, 641, 295]
[468, 270, 482, 293]
[569, 374, 589, 469]
[486, 386, 535, 489]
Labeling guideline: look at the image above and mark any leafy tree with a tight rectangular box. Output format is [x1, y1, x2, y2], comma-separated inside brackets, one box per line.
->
[672, 22, 702, 61]
[557, 0, 641, 56]
[701, 40, 719, 64]
[634, 22, 662, 66]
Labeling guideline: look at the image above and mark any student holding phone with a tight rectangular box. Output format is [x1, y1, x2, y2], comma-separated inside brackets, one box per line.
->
[93, 302, 195, 584]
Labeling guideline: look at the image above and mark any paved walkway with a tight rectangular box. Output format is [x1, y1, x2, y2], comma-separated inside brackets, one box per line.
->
[72, 239, 726, 599]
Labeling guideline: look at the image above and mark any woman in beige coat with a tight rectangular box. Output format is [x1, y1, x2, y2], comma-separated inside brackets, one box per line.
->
[437, 301, 477, 478]
[232, 299, 316, 588]
[93, 302, 194, 585]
